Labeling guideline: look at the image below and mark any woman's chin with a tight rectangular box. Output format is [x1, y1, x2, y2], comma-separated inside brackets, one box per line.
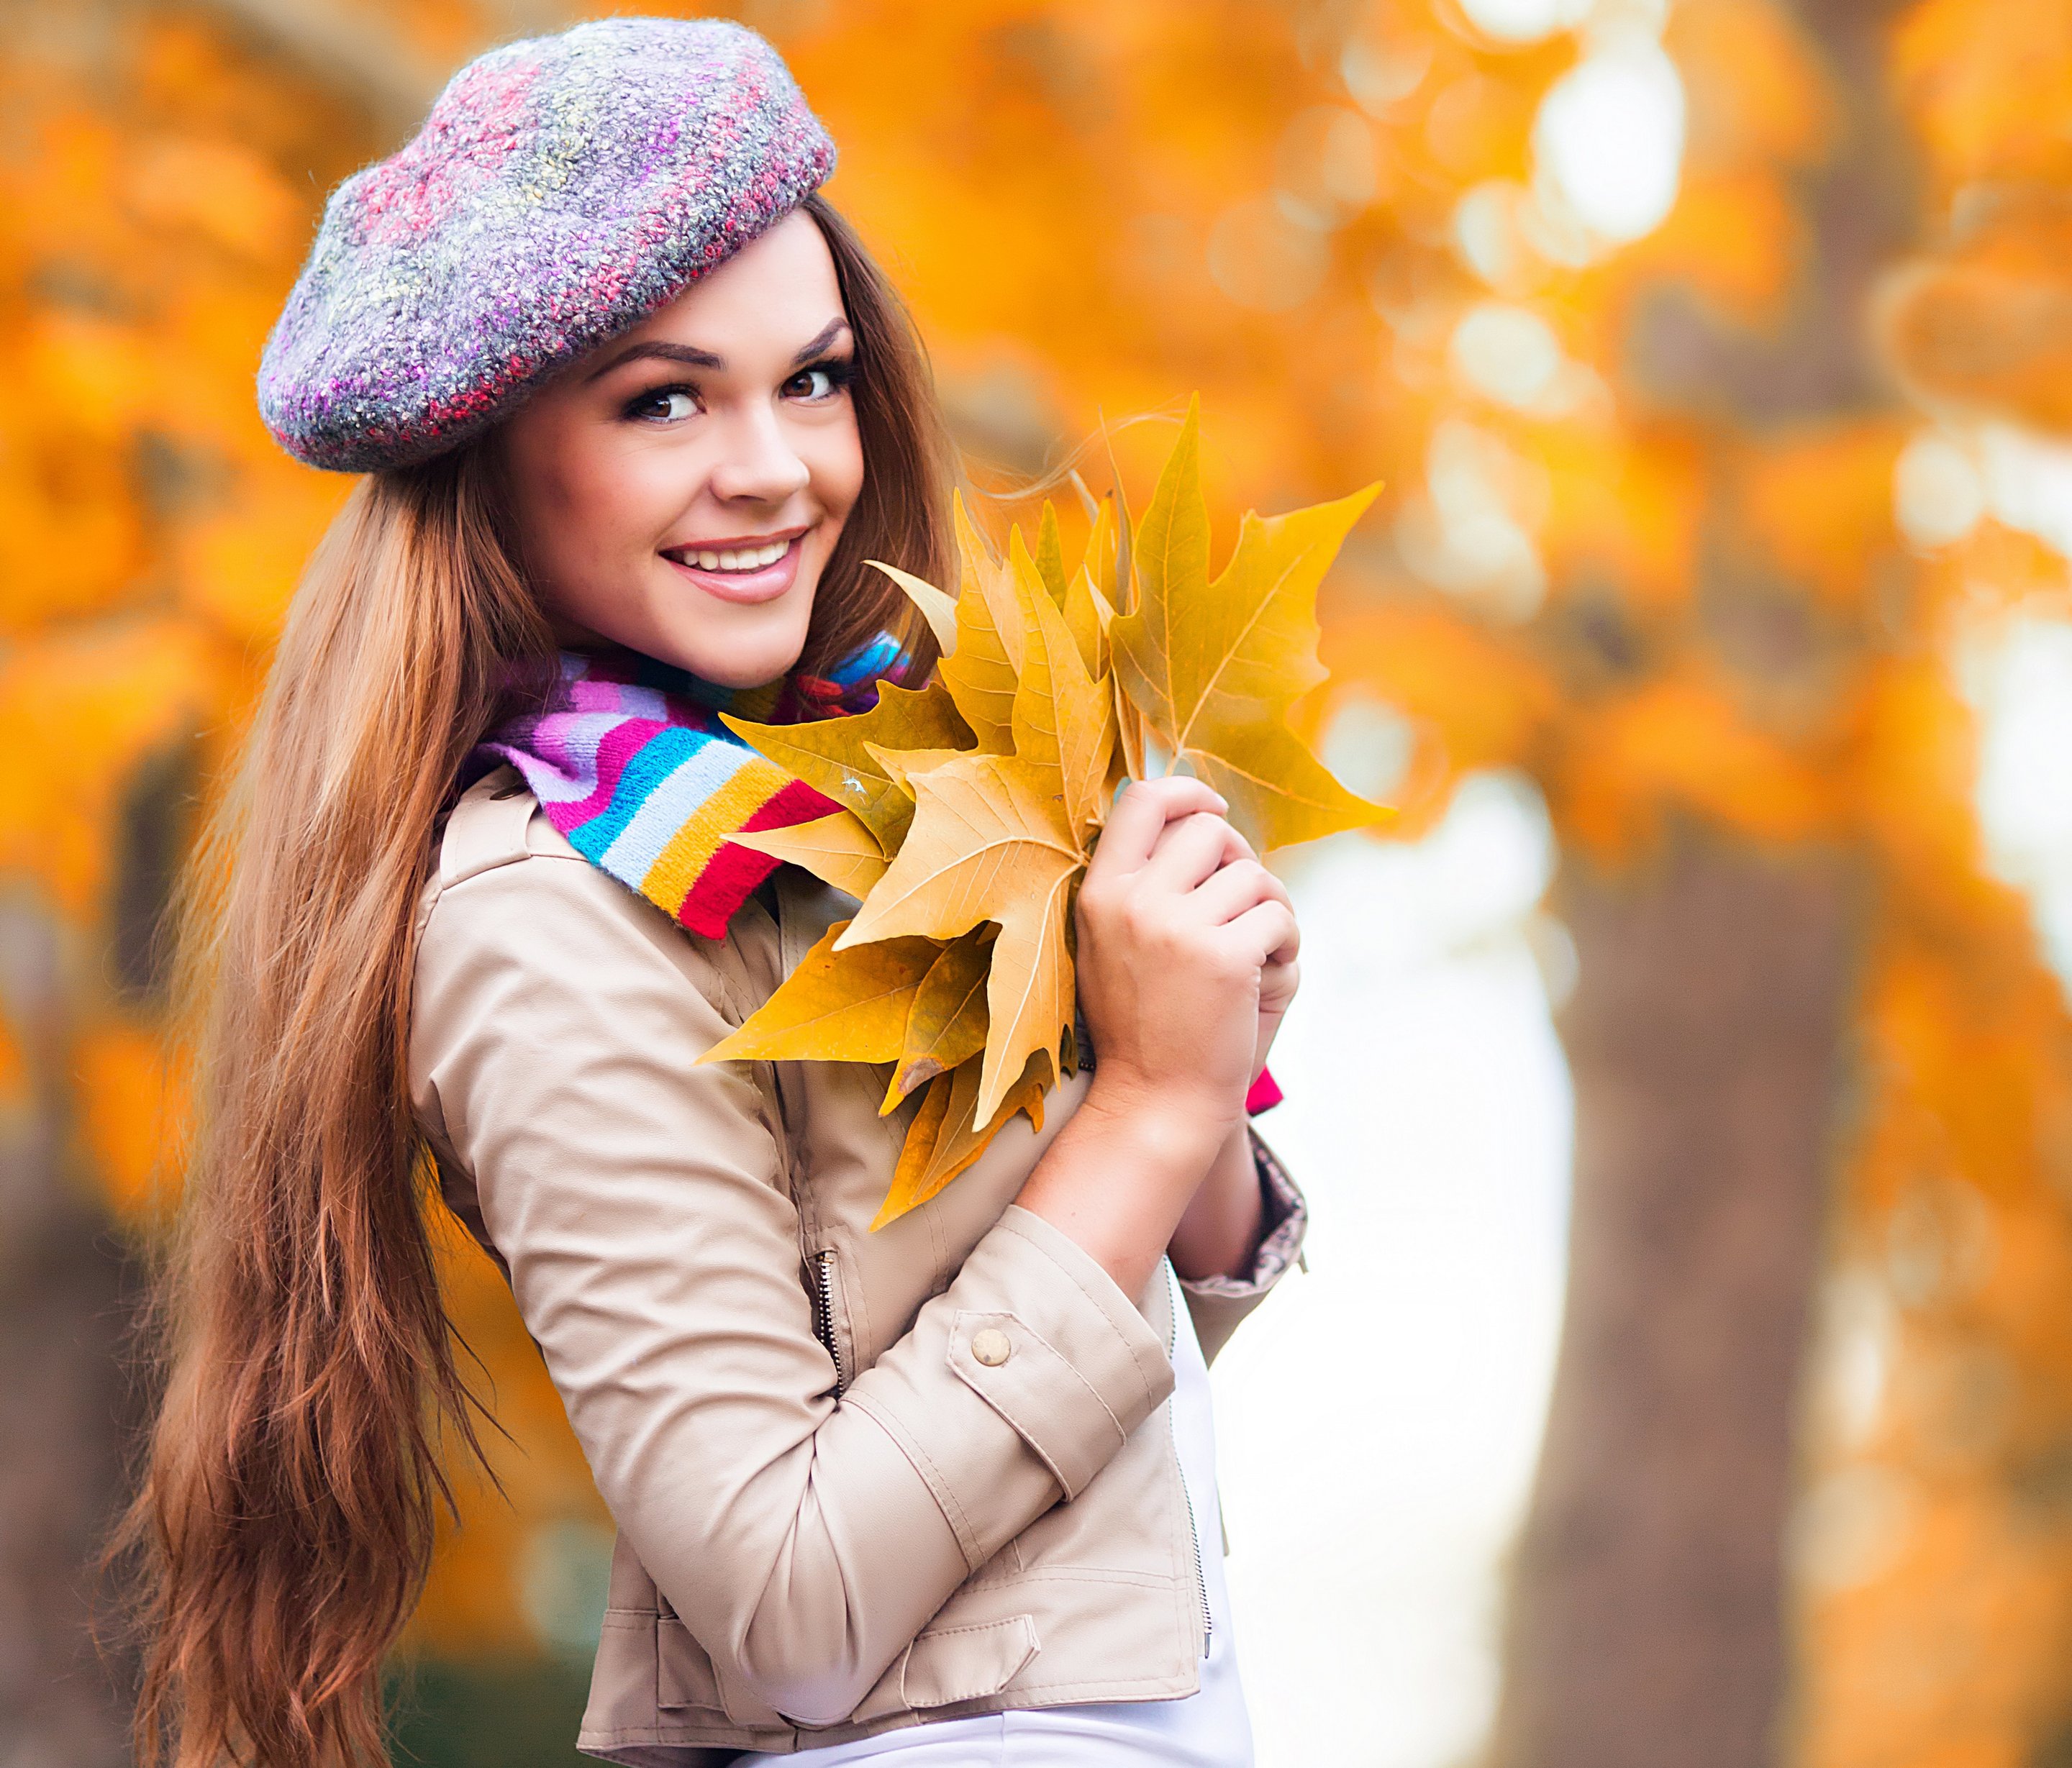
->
[648, 622, 809, 690]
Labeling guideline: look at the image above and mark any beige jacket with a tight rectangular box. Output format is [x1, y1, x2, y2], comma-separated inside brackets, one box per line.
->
[409, 768, 1307, 1764]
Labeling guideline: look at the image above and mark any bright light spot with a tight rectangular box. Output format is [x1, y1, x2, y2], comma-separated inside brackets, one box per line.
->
[1207, 195, 1331, 311]
[1810, 1268, 1895, 1450]
[1220, 773, 1571, 1767]
[1458, 0, 1591, 45]
[1534, 38, 1685, 243]
[1519, 170, 1599, 269]
[1893, 430, 1985, 549]
[1451, 301, 1564, 409]
[1978, 424, 2072, 560]
[1453, 180, 1533, 288]
[1396, 419, 1549, 619]
[1340, 36, 1432, 115]
[1963, 616, 2072, 993]
[1276, 106, 1381, 229]
[1319, 691, 1415, 803]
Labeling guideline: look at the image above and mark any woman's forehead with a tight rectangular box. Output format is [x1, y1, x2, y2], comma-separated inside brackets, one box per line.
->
[621, 212, 848, 363]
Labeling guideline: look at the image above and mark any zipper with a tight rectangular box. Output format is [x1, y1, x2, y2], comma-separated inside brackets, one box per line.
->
[1164, 1260, 1212, 1657]
[812, 1249, 850, 1395]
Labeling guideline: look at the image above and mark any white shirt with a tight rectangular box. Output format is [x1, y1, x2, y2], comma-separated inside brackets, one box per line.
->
[735, 1260, 1253, 1767]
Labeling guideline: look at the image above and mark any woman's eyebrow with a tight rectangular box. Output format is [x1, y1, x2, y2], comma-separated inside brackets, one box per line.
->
[585, 339, 723, 381]
[789, 318, 851, 364]
[585, 318, 852, 384]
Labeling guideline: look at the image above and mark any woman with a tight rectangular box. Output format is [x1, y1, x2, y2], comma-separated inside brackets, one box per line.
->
[127, 18, 1306, 1767]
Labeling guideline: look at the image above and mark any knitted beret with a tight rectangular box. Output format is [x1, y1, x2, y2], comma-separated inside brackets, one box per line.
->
[257, 17, 835, 473]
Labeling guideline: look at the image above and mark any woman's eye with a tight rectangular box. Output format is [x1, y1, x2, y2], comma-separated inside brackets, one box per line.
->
[785, 364, 848, 401]
[627, 387, 699, 423]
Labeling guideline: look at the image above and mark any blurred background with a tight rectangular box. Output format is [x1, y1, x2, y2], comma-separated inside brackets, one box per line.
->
[5, 0, 2072, 1763]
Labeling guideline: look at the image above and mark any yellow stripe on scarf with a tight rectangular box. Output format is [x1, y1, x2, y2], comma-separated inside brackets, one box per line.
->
[642, 758, 794, 916]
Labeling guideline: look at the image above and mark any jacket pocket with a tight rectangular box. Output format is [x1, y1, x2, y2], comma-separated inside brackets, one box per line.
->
[900, 1614, 1041, 1710]
[655, 1617, 728, 1716]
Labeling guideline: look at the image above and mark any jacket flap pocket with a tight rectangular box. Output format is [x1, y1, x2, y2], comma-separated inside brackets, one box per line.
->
[900, 1614, 1040, 1710]
[655, 1616, 727, 1714]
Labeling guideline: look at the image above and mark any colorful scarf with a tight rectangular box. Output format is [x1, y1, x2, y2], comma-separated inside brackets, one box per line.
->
[477, 635, 904, 939]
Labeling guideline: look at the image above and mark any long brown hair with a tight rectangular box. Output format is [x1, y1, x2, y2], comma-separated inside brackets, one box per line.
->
[117, 198, 952, 1768]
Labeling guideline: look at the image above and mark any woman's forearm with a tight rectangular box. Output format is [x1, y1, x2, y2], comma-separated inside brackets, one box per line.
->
[1166, 1120, 1265, 1282]
[1014, 1080, 1234, 1303]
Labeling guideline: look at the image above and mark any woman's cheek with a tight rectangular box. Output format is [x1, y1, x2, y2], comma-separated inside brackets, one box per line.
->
[813, 411, 866, 529]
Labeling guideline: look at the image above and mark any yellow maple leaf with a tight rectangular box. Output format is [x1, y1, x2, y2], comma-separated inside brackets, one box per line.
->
[722, 679, 973, 851]
[1112, 398, 1389, 849]
[838, 752, 1083, 1126]
[873, 1049, 1051, 1230]
[731, 811, 887, 901]
[866, 557, 958, 655]
[1063, 563, 1113, 681]
[701, 924, 941, 1065]
[863, 741, 976, 800]
[1032, 503, 1070, 606]
[1008, 544, 1116, 843]
[935, 493, 1024, 753]
[881, 925, 993, 1111]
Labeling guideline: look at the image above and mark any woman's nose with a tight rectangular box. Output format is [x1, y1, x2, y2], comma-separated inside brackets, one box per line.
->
[709, 403, 812, 505]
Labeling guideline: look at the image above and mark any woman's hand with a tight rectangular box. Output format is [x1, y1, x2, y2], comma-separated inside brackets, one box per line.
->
[1014, 777, 1300, 1301]
[1076, 777, 1300, 1124]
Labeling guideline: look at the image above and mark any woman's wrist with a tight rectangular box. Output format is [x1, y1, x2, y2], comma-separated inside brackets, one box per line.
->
[1080, 1070, 1244, 1155]
[1015, 1075, 1235, 1303]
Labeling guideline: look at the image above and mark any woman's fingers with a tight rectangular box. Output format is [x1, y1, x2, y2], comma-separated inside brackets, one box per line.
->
[1186, 856, 1291, 926]
[1094, 777, 1228, 875]
[1141, 811, 1247, 894]
[1224, 898, 1301, 971]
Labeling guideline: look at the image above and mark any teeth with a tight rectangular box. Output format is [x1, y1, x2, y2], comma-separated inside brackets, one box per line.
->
[679, 539, 789, 573]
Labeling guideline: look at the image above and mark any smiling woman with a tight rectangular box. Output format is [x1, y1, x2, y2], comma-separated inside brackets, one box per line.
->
[119, 19, 1307, 1768]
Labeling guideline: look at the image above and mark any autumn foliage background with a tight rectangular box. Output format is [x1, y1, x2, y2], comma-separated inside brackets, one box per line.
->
[6, 0, 2072, 1763]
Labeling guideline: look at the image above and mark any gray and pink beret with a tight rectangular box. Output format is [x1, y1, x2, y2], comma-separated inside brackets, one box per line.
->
[257, 17, 835, 473]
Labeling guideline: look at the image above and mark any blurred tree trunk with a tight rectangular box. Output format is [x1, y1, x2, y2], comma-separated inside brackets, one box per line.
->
[1491, 2, 1907, 1764]
[1491, 839, 1856, 1768]
[0, 904, 143, 1768]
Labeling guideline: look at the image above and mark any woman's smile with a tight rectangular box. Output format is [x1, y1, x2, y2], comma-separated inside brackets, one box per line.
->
[660, 529, 808, 604]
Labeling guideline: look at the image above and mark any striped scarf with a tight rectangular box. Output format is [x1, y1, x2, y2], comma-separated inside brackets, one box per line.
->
[477, 634, 904, 939]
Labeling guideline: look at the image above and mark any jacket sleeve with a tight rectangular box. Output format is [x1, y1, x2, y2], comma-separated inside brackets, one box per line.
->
[1176, 1129, 1308, 1366]
[410, 851, 1175, 1728]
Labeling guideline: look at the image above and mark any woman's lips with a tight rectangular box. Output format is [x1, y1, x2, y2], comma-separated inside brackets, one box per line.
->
[661, 536, 803, 606]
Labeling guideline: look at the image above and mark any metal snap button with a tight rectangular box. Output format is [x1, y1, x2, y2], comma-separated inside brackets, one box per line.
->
[971, 1328, 1012, 1367]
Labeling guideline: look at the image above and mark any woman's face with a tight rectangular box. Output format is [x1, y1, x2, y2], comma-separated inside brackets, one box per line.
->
[497, 210, 864, 688]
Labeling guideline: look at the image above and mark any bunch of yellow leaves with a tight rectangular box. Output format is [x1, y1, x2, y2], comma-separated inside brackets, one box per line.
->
[699, 401, 1386, 1226]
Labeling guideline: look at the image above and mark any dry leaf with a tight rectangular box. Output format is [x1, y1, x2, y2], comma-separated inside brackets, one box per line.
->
[867, 557, 959, 654]
[1081, 495, 1117, 608]
[1063, 565, 1112, 681]
[732, 811, 888, 900]
[937, 493, 1022, 752]
[839, 752, 1083, 1126]
[699, 923, 940, 1065]
[873, 1048, 1051, 1229]
[863, 742, 978, 801]
[882, 926, 992, 1111]
[1112, 398, 1388, 849]
[1012, 560, 1116, 843]
[1032, 503, 1070, 606]
[722, 680, 973, 851]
